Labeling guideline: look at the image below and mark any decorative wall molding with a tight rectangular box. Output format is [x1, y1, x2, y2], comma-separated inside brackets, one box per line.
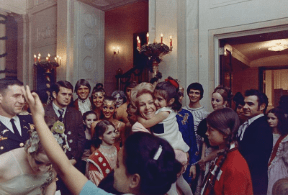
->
[209, 0, 252, 9]
[36, 26, 56, 41]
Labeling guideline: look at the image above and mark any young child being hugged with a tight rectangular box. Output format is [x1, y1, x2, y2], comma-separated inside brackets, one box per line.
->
[138, 77, 191, 195]
[87, 120, 119, 186]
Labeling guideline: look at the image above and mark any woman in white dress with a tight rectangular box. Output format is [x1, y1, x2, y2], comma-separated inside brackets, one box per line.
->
[0, 130, 61, 195]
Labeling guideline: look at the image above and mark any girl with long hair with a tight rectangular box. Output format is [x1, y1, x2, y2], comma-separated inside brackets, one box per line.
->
[87, 120, 118, 186]
[267, 108, 288, 195]
[201, 108, 252, 195]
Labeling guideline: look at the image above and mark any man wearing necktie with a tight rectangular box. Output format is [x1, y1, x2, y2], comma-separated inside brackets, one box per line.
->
[73, 79, 92, 115]
[238, 89, 273, 195]
[44, 80, 85, 195]
[0, 78, 33, 154]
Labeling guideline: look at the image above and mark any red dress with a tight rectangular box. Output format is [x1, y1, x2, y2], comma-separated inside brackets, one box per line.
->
[202, 148, 253, 195]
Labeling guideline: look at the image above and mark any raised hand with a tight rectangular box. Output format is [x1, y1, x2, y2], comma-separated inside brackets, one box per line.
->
[22, 85, 45, 117]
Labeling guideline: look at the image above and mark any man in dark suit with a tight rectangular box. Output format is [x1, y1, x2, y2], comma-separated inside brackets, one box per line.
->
[0, 79, 33, 154]
[73, 79, 92, 115]
[44, 80, 85, 195]
[238, 89, 273, 194]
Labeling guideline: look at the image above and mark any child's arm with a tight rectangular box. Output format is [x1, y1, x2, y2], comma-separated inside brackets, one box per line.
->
[23, 86, 88, 195]
[137, 111, 169, 128]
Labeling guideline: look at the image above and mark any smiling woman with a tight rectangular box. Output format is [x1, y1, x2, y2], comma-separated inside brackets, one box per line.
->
[130, 82, 156, 133]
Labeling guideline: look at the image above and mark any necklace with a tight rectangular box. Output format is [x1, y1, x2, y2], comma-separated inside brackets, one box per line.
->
[99, 145, 117, 158]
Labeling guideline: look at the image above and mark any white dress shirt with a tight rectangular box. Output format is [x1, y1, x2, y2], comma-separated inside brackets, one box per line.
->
[0, 115, 22, 135]
[238, 113, 264, 141]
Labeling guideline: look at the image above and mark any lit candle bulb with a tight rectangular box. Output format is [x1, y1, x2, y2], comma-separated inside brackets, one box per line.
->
[170, 36, 172, 47]
[38, 53, 41, 57]
[146, 33, 149, 44]
[34, 55, 37, 63]
[54, 57, 57, 62]
[137, 36, 141, 50]
[47, 53, 50, 62]
[38, 56, 40, 62]
[160, 34, 163, 44]
[46, 57, 48, 61]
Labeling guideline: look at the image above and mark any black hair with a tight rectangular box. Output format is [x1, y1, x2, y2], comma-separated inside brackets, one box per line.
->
[267, 108, 288, 136]
[51, 80, 74, 94]
[244, 89, 268, 113]
[82, 110, 97, 121]
[279, 95, 288, 114]
[233, 92, 245, 108]
[205, 108, 240, 187]
[155, 77, 182, 111]
[95, 83, 104, 89]
[98, 170, 121, 194]
[0, 78, 23, 94]
[124, 81, 138, 95]
[74, 79, 91, 93]
[123, 132, 182, 194]
[187, 82, 204, 99]
[91, 120, 115, 148]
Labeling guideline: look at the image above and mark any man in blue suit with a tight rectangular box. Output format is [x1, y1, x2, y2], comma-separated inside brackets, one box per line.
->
[0, 78, 33, 154]
[238, 89, 273, 194]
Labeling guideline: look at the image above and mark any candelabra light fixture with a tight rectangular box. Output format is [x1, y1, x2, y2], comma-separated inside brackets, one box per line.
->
[113, 47, 120, 55]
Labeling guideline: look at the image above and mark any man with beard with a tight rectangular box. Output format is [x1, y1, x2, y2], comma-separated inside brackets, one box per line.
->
[44, 80, 85, 195]
[73, 79, 92, 114]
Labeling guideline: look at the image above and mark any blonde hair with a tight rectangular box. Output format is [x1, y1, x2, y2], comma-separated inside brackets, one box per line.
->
[130, 82, 155, 107]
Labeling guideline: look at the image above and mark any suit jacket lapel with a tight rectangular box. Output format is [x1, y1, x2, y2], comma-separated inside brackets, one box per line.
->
[0, 121, 23, 142]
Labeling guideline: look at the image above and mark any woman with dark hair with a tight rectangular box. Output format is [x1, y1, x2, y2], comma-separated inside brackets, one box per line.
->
[267, 108, 288, 195]
[87, 120, 118, 186]
[91, 96, 125, 149]
[22, 85, 182, 195]
[202, 108, 252, 195]
[91, 87, 105, 119]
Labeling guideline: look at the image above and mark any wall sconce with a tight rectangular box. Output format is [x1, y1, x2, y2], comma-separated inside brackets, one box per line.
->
[113, 46, 120, 55]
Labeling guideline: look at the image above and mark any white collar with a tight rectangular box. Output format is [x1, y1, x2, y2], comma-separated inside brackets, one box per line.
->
[247, 113, 264, 126]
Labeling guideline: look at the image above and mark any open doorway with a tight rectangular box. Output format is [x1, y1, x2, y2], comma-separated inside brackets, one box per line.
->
[219, 30, 288, 108]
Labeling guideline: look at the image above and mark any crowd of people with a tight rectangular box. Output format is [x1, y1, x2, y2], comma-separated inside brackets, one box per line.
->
[0, 76, 288, 195]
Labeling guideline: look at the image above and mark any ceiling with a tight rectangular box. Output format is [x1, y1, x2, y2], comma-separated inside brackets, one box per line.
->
[221, 30, 288, 67]
[78, 0, 147, 11]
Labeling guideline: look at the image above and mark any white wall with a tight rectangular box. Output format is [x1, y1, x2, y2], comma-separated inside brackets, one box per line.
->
[197, 0, 288, 110]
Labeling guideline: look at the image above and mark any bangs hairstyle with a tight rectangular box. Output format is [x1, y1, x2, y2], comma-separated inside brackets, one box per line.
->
[83, 110, 97, 121]
[91, 120, 115, 148]
[155, 81, 182, 111]
[206, 108, 240, 141]
[187, 82, 204, 99]
[130, 82, 155, 107]
[268, 108, 288, 136]
[123, 132, 182, 194]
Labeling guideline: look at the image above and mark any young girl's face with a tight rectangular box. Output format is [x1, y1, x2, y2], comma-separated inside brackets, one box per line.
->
[267, 113, 278, 128]
[205, 124, 226, 149]
[84, 113, 97, 129]
[100, 125, 117, 146]
[154, 91, 168, 109]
